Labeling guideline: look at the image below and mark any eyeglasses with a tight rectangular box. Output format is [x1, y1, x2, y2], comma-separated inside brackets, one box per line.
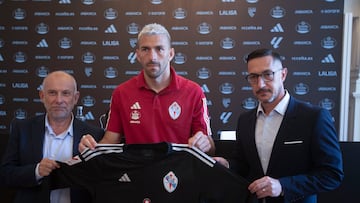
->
[245, 69, 283, 84]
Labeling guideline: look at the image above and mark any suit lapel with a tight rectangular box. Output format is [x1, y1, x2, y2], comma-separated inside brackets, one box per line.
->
[266, 96, 297, 174]
[72, 119, 84, 156]
[246, 110, 265, 175]
[31, 116, 46, 160]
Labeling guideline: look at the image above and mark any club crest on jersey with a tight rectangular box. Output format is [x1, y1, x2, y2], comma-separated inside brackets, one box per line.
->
[168, 101, 181, 120]
[163, 171, 178, 193]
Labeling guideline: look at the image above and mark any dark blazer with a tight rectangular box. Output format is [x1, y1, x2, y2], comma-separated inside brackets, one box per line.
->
[232, 96, 344, 203]
[0, 115, 104, 203]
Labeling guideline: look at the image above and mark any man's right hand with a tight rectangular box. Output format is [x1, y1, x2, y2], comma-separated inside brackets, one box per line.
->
[38, 158, 59, 177]
[78, 134, 98, 152]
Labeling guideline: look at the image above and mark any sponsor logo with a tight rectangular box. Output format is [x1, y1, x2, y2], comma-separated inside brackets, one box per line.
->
[174, 53, 187, 64]
[13, 52, 27, 63]
[82, 0, 95, 5]
[59, 37, 72, 49]
[169, 102, 181, 120]
[149, 0, 163, 5]
[270, 23, 284, 32]
[127, 23, 140, 34]
[125, 11, 142, 16]
[11, 26, 28, 31]
[80, 85, 97, 89]
[242, 98, 257, 110]
[219, 26, 237, 30]
[318, 87, 336, 92]
[270, 37, 283, 49]
[85, 67, 93, 77]
[321, 37, 337, 49]
[104, 67, 118, 78]
[102, 40, 119, 46]
[104, 8, 118, 20]
[0, 95, 5, 105]
[220, 112, 232, 124]
[318, 70, 337, 77]
[80, 41, 96, 46]
[36, 39, 48, 48]
[196, 11, 214, 15]
[294, 83, 309, 95]
[173, 8, 187, 19]
[222, 98, 231, 108]
[270, 6, 286, 18]
[320, 9, 340, 14]
[219, 56, 236, 61]
[13, 8, 26, 20]
[221, 37, 235, 49]
[80, 12, 96, 16]
[13, 98, 29, 102]
[55, 12, 75, 16]
[59, 0, 71, 4]
[171, 26, 189, 31]
[36, 66, 49, 77]
[291, 56, 313, 61]
[292, 71, 311, 76]
[319, 98, 335, 110]
[57, 26, 74, 31]
[148, 11, 165, 16]
[296, 21, 311, 34]
[14, 108, 27, 119]
[197, 22, 212, 34]
[219, 10, 238, 16]
[103, 56, 119, 60]
[294, 10, 313, 14]
[195, 56, 213, 61]
[82, 52, 96, 64]
[118, 173, 131, 182]
[105, 24, 117, 33]
[12, 69, 28, 74]
[163, 171, 178, 193]
[195, 41, 213, 46]
[12, 83, 29, 88]
[36, 23, 49, 34]
[219, 83, 234, 94]
[321, 54, 335, 63]
[11, 40, 28, 45]
[201, 84, 210, 93]
[78, 26, 98, 31]
[128, 52, 137, 64]
[34, 12, 50, 16]
[171, 41, 188, 46]
[197, 67, 211, 79]
[81, 95, 96, 107]
[248, 7, 256, 17]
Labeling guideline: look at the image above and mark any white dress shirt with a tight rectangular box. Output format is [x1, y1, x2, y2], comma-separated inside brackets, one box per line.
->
[255, 91, 290, 174]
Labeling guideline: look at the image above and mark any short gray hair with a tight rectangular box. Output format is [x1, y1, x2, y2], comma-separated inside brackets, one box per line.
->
[138, 23, 171, 44]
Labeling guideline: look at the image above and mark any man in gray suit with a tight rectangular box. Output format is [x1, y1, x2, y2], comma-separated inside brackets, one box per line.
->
[1, 71, 104, 203]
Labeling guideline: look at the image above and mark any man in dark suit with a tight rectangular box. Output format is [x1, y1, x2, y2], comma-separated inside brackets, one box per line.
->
[0, 71, 104, 203]
[215, 48, 343, 203]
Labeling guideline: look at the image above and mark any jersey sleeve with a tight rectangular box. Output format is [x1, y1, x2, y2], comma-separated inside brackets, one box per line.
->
[191, 84, 212, 136]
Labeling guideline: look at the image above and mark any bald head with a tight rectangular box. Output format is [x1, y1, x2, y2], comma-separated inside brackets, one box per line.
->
[42, 71, 77, 92]
[40, 71, 79, 123]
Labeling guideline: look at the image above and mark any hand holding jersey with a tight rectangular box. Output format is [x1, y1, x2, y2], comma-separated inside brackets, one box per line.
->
[79, 131, 213, 154]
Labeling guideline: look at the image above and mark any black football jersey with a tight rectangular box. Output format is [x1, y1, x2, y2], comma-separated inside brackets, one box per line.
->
[52, 142, 254, 203]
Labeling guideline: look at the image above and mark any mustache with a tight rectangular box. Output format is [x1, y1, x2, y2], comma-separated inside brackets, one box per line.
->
[147, 61, 160, 66]
[256, 88, 271, 94]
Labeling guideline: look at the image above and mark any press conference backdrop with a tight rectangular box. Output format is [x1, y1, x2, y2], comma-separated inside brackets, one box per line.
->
[0, 0, 344, 139]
